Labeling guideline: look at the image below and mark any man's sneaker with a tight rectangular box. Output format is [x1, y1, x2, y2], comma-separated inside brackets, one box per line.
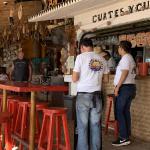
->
[112, 138, 131, 146]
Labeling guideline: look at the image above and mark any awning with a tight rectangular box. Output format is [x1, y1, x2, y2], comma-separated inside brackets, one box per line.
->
[28, 0, 118, 22]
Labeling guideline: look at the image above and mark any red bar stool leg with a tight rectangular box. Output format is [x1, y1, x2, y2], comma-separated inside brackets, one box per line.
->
[0, 112, 13, 150]
[4, 122, 12, 150]
[38, 115, 48, 149]
[56, 116, 61, 150]
[62, 114, 71, 150]
[47, 115, 55, 150]
[105, 98, 113, 134]
[36, 112, 40, 135]
[105, 95, 119, 139]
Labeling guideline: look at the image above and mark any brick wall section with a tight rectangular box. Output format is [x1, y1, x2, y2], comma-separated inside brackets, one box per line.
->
[103, 75, 150, 142]
[131, 77, 150, 141]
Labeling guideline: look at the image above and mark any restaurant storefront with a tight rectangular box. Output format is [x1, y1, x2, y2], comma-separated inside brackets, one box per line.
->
[74, 0, 150, 141]
[29, 0, 150, 142]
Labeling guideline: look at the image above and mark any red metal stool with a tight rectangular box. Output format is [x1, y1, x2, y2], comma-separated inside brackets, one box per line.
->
[0, 112, 13, 150]
[14, 101, 48, 148]
[105, 94, 118, 139]
[14, 101, 29, 149]
[27, 102, 48, 142]
[38, 108, 71, 150]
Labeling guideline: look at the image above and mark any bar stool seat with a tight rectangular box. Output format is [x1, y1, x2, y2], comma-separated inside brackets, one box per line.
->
[105, 94, 118, 139]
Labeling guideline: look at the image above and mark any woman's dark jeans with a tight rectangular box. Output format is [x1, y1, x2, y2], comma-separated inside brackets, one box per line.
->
[115, 84, 136, 139]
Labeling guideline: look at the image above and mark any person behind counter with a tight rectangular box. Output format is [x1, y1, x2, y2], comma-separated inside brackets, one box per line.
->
[0, 67, 8, 81]
[101, 50, 116, 72]
[72, 38, 109, 150]
[112, 41, 136, 147]
[10, 49, 32, 82]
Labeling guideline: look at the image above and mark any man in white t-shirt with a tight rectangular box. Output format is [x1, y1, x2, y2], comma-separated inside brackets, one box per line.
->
[72, 38, 109, 150]
[112, 41, 136, 147]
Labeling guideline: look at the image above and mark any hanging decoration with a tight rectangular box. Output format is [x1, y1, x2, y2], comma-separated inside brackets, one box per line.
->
[35, 22, 38, 31]
[22, 24, 25, 34]
[9, 7, 14, 26]
[3, 28, 7, 38]
[18, 4, 23, 20]
[42, 0, 48, 9]
[17, 30, 20, 41]
[48, 0, 58, 7]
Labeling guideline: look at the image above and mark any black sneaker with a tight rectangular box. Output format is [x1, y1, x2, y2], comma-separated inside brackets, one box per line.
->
[112, 138, 131, 146]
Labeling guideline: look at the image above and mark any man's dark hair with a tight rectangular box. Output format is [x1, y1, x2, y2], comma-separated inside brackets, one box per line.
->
[79, 38, 93, 48]
[119, 40, 132, 53]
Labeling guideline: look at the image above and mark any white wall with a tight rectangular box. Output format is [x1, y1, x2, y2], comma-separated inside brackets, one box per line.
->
[75, 0, 150, 39]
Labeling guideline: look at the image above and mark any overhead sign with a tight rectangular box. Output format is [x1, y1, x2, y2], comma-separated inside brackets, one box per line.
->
[92, 0, 150, 23]
[74, 0, 150, 31]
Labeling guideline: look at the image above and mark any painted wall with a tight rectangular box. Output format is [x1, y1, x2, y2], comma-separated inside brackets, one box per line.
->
[74, 0, 150, 39]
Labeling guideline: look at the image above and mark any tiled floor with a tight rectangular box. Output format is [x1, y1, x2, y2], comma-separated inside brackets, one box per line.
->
[68, 120, 150, 150]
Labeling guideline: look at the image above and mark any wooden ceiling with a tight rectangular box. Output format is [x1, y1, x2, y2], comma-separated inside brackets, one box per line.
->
[0, 0, 42, 31]
[0, 0, 14, 30]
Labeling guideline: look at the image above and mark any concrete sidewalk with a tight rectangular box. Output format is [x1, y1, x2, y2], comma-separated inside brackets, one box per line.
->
[69, 121, 150, 150]
[102, 133, 150, 150]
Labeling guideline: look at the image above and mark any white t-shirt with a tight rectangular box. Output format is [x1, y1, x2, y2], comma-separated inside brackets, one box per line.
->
[73, 51, 109, 92]
[114, 54, 136, 86]
[0, 74, 8, 81]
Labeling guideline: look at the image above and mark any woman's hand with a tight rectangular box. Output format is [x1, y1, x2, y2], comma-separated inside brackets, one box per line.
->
[114, 86, 119, 97]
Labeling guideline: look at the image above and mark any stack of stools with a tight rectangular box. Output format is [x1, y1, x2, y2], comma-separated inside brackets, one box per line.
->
[0, 112, 13, 150]
[14, 101, 29, 141]
[105, 94, 119, 139]
[14, 100, 48, 149]
[0, 94, 23, 133]
[38, 108, 71, 150]
[7, 97, 20, 133]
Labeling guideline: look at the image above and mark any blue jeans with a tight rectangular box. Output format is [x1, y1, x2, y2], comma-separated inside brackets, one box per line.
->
[76, 92, 102, 150]
[115, 84, 136, 139]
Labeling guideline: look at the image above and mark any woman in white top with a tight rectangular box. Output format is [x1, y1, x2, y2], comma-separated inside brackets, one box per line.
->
[112, 41, 136, 147]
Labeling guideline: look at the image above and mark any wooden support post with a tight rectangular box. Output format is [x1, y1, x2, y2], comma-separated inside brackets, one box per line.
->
[2, 90, 7, 148]
[29, 91, 36, 150]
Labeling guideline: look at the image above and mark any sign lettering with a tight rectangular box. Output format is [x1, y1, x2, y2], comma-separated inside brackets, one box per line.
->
[92, 0, 150, 23]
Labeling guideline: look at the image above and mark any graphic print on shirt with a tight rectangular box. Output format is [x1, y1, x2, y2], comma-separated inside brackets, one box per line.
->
[89, 59, 103, 71]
